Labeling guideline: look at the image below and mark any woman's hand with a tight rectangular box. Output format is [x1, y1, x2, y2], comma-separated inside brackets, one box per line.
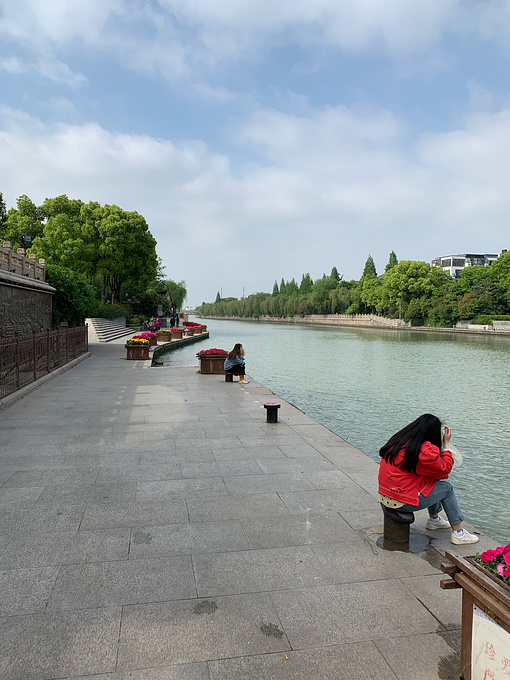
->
[443, 426, 451, 447]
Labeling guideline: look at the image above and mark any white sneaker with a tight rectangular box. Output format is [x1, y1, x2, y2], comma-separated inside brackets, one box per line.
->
[451, 529, 479, 545]
[240, 379, 250, 384]
[426, 516, 451, 530]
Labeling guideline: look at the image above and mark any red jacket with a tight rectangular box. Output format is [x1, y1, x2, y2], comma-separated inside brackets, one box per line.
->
[378, 441, 454, 506]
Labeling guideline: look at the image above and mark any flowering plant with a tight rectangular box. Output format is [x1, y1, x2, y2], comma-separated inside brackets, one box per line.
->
[476, 543, 510, 586]
[171, 328, 181, 331]
[197, 348, 227, 356]
[140, 332, 157, 338]
[126, 338, 150, 346]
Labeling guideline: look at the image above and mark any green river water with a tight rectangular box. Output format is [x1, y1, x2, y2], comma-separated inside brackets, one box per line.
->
[163, 317, 510, 544]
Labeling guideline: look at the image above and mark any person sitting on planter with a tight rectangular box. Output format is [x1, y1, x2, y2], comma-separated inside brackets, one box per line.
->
[224, 343, 248, 384]
[378, 413, 479, 545]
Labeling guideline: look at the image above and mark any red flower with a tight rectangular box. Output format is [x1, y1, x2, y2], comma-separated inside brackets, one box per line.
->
[480, 550, 497, 562]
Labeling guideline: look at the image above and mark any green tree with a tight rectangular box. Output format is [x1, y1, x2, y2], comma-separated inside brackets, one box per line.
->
[160, 279, 187, 312]
[272, 280, 279, 296]
[2, 194, 44, 248]
[97, 205, 158, 303]
[385, 251, 398, 272]
[0, 192, 7, 234]
[215, 291, 221, 303]
[45, 264, 95, 327]
[330, 266, 341, 283]
[362, 254, 377, 278]
[299, 273, 313, 294]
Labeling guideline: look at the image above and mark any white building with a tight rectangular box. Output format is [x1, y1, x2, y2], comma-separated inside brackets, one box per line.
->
[431, 252, 502, 280]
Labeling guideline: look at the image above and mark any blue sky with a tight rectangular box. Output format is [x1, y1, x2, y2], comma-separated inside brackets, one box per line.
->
[1, 1, 510, 305]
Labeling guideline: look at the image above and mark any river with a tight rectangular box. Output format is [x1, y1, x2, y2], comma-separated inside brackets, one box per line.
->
[163, 318, 510, 544]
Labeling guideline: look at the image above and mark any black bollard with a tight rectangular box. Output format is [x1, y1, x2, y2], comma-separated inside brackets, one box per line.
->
[225, 373, 233, 382]
[264, 402, 280, 423]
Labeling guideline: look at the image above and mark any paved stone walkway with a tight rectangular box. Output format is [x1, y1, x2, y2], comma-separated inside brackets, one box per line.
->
[0, 340, 496, 680]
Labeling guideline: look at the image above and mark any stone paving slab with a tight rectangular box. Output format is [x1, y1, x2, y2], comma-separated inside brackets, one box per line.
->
[208, 642, 398, 680]
[47, 556, 197, 610]
[271, 580, 439, 649]
[0, 340, 495, 679]
[0, 607, 121, 680]
[117, 593, 290, 669]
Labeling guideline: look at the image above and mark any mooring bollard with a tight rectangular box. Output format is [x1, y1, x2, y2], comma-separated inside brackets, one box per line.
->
[264, 402, 280, 423]
[225, 373, 233, 382]
[381, 504, 414, 544]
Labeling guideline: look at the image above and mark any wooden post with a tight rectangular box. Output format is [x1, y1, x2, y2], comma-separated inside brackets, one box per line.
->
[460, 588, 474, 680]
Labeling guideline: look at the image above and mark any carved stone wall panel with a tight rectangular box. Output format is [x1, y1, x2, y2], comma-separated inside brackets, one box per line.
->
[0, 284, 53, 338]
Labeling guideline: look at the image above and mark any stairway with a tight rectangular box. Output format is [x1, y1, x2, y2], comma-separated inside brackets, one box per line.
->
[85, 318, 136, 343]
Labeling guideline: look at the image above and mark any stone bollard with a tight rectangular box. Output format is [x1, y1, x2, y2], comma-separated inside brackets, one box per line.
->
[225, 373, 233, 382]
[381, 504, 414, 544]
[264, 402, 280, 423]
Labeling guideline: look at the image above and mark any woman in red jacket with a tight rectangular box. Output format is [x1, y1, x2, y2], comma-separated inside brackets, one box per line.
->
[378, 413, 479, 545]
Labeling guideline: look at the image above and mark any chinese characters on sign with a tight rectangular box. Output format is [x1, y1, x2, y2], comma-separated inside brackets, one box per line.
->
[472, 606, 510, 679]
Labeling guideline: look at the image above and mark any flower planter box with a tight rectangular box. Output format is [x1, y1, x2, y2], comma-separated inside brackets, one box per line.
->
[171, 329, 183, 339]
[198, 354, 227, 374]
[157, 331, 172, 342]
[201, 325, 207, 332]
[125, 345, 150, 361]
[441, 551, 510, 680]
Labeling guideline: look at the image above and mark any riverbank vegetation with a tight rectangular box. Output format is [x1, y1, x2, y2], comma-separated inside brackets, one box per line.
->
[199, 250, 510, 327]
[0, 193, 186, 325]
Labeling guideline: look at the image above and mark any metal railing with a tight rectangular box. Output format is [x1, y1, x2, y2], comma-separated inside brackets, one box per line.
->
[0, 326, 88, 399]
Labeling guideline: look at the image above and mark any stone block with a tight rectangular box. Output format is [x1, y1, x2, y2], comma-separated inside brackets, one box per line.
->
[187, 493, 290, 523]
[136, 478, 228, 502]
[0, 566, 59, 615]
[223, 473, 316, 496]
[79, 499, 189, 531]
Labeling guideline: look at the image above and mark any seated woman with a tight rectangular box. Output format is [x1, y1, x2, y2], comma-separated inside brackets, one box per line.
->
[378, 413, 479, 545]
[224, 343, 248, 384]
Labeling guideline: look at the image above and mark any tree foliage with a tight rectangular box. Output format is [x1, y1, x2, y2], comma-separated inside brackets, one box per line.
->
[45, 264, 95, 327]
[198, 251, 510, 326]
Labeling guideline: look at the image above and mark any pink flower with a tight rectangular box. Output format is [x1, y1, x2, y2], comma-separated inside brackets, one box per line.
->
[480, 550, 497, 562]
[503, 544, 510, 554]
[495, 546, 505, 556]
[504, 567, 510, 578]
[497, 564, 505, 576]
[504, 552, 510, 566]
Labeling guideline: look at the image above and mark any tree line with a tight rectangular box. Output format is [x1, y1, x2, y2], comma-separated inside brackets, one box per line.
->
[199, 250, 510, 326]
[0, 192, 186, 326]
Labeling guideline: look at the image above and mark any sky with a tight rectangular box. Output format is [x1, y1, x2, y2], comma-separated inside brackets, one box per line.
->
[1, 1, 510, 306]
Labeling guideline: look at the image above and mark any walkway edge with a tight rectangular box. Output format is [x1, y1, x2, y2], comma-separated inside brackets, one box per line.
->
[0, 352, 91, 412]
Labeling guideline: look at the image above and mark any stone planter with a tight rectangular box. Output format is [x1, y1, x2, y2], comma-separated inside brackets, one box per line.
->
[125, 344, 150, 361]
[198, 354, 227, 374]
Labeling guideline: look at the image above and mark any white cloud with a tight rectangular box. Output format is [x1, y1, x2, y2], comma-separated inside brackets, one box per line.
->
[2, 0, 510, 90]
[1, 103, 509, 303]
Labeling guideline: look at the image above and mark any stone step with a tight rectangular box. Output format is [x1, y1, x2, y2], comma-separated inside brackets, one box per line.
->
[85, 318, 135, 343]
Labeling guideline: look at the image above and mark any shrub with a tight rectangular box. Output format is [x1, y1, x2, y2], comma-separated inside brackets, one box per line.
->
[90, 303, 127, 320]
[45, 264, 95, 327]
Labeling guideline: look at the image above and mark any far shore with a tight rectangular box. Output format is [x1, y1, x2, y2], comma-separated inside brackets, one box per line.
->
[198, 313, 510, 336]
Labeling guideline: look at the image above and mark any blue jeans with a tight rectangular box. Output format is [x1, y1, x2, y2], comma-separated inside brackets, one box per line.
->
[398, 480, 464, 526]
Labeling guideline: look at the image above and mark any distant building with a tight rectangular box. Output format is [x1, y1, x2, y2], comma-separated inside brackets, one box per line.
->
[431, 252, 504, 281]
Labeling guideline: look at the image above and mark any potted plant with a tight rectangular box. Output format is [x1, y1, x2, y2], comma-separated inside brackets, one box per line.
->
[171, 327, 183, 339]
[475, 543, 510, 591]
[197, 348, 228, 374]
[125, 337, 150, 360]
[157, 329, 172, 342]
[137, 332, 158, 347]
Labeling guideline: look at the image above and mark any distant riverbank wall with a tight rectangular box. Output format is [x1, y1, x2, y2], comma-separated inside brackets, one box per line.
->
[199, 314, 510, 335]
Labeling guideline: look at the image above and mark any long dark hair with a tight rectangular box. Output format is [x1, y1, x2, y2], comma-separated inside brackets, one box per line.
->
[227, 343, 244, 360]
[379, 413, 442, 475]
